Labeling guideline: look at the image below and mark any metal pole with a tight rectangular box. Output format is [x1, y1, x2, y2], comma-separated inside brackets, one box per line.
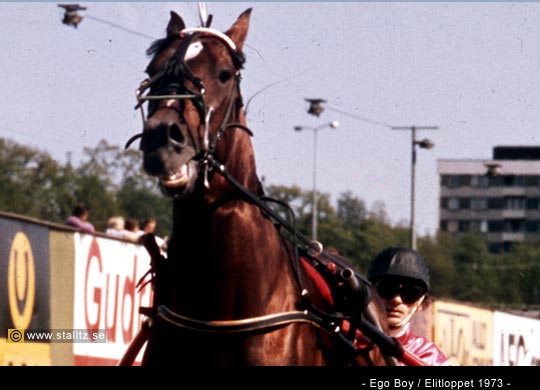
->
[410, 127, 417, 250]
[391, 125, 438, 251]
[312, 127, 318, 241]
[295, 120, 339, 241]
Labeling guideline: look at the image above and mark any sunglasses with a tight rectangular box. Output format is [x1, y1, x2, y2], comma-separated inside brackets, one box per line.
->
[375, 279, 426, 304]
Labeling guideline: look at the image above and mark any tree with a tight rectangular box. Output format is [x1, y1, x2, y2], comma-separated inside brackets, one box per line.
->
[418, 232, 456, 298]
[117, 177, 172, 238]
[264, 184, 311, 238]
[76, 140, 171, 235]
[0, 138, 68, 221]
[502, 243, 540, 306]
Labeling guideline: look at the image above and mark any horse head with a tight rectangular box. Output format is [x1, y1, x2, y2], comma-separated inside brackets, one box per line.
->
[133, 9, 256, 202]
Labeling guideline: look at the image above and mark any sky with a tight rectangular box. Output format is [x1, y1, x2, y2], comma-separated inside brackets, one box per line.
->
[2, 1, 540, 237]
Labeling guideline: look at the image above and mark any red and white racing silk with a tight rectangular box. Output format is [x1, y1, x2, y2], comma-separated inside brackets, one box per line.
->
[395, 327, 451, 366]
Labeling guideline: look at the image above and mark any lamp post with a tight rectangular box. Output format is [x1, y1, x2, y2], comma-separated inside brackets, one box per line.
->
[294, 121, 340, 241]
[485, 162, 502, 177]
[392, 125, 437, 250]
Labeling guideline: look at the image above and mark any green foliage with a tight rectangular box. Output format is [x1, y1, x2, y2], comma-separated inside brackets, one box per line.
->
[116, 177, 172, 238]
[418, 233, 456, 298]
[0, 137, 170, 236]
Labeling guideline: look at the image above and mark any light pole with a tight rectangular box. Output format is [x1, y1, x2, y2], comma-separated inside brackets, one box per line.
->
[392, 125, 437, 250]
[294, 121, 340, 241]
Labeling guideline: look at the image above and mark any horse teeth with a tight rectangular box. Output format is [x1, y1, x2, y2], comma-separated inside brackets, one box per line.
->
[161, 165, 189, 188]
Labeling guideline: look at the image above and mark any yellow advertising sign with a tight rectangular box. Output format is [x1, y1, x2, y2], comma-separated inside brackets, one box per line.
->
[433, 300, 494, 366]
[7, 232, 36, 330]
[0, 338, 51, 366]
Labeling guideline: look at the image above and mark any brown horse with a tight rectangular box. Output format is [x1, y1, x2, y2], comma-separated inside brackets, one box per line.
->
[125, 8, 398, 366]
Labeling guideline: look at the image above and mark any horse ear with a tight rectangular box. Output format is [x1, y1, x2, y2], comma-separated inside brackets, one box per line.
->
[225, 8, 252, 51]
[167, 11, 186, 37]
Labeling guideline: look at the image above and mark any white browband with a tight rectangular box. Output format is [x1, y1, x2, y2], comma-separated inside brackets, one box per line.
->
[180, 27, 237, 52]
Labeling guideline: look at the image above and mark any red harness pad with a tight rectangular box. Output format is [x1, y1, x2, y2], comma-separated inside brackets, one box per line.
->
[300, 257, 334, 307]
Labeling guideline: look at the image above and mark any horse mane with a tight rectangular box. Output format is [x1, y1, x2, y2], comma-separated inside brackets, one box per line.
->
[146, 37, 173, 57]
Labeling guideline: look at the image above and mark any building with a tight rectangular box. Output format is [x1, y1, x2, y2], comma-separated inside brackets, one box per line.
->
[438, 146, 540, 252]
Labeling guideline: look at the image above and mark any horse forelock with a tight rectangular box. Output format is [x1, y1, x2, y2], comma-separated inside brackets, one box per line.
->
[146, 37, 172, 58]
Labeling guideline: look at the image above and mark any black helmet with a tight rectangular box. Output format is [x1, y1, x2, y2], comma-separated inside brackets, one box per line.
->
[367, 247, 430, 291]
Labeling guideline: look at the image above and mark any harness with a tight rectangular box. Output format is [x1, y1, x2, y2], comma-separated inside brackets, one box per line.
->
[121, 26, 408, 367]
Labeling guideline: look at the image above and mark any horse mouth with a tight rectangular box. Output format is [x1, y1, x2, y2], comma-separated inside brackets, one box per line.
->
[160, 164, 190, 188]
[158, 161, 198, 196]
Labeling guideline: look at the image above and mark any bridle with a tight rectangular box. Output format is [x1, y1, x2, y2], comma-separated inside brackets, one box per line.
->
[125, 27, 252, 187]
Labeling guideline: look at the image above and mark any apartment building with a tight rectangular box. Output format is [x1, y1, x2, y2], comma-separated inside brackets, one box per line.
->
[438, 146, 540, 252]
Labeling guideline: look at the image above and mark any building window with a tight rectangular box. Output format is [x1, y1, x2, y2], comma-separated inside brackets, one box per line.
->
[446, 220, 458, 233]
[501, 175, 528, 187]
[470, 198, 488, 210]
[505, 197, 525, 210]
[504, 219, 525, 233]
[526, 198, 540, 210]
[448, 198, 460, 210]
[441, 175, 460, 188]
[441, 175, 470, 188]
[524, 176, 540, 187]
[488, 198, 505, 210]
[440, 198, 447, 209]
[525, 220, 540, 233]
[440, 221, 447, 231]
[470, 220, 488, 233]
[488, 221, 504, 232]
[470, 175, 489, 188]
[488, 176, 504, 187]
[458, 220, 470, 232]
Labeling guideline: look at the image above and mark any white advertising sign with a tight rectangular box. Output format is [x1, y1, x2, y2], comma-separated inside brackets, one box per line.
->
[72, 234, 153, 365]
[493, 311, 540, 366]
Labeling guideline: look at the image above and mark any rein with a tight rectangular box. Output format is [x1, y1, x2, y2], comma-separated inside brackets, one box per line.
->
[157, 305, 326, 334]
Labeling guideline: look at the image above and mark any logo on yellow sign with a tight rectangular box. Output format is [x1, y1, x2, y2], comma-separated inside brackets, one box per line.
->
[8, 232, 35, 329]
[7, 329, 24, 343]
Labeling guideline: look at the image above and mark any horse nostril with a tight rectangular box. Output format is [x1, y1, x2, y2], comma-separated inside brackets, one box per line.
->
[168, 123, 185, 147]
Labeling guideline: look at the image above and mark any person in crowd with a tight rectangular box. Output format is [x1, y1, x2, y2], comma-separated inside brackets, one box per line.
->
[139, 217, 167, 256]
[367, 246, 451, 366]
[124, 217, 142, 242]
[140, 218, 157, 235]
[64, 204, 95, 234]
[105, 215, 126, 238]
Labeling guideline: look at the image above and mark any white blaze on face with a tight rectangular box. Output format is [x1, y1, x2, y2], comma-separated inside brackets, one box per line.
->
[185, 41, 204, 61]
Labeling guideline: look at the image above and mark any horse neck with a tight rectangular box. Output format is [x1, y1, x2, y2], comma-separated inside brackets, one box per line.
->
[170, 105, 262, 252]
[204, 106, 260, 204]
[169, 194, 299, 319]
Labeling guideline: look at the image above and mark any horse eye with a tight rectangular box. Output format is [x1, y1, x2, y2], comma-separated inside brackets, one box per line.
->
[218, 70, 232, 83]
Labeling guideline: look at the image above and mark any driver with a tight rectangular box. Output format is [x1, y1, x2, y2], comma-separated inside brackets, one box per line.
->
[367, 246, 451, 366]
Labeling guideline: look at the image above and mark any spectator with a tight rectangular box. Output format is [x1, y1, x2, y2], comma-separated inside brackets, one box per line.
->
[124, 217, 142, 242]
[65, 204, 95, 234]
[140, 217, 167, 256]
[106, 216, 126, 238]
[140, 218, 158, 235]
